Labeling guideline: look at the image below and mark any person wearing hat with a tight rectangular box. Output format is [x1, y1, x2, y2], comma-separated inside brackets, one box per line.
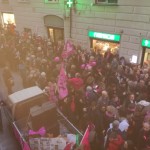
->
[37, 72, 47, 90]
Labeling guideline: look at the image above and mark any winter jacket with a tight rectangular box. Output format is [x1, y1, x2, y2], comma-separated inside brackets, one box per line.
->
[107, 134, 124, 150]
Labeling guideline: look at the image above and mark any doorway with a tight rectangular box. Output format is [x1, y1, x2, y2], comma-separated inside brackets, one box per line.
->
[47, 27, 64, 44]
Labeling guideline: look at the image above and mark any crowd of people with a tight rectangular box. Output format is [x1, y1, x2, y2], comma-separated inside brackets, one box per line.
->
[0, 25, 150, 150]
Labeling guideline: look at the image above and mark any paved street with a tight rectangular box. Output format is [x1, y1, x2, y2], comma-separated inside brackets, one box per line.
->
[0, 67, 23, 150]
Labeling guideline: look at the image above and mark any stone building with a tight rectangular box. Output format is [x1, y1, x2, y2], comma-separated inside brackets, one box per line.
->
[1, 0, 150, 65]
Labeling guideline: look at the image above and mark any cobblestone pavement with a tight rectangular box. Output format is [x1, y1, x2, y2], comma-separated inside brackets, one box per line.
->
[0, 68, 23, 150]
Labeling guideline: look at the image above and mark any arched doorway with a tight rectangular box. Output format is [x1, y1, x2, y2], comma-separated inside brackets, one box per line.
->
[44, 15, 64, 44]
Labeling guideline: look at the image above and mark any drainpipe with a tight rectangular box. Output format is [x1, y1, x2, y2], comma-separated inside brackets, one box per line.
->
[70, 7, 72, 38]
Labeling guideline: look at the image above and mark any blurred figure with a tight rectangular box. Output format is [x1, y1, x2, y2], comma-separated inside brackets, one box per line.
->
[137, 122, 150, 150]
[0, 91, 4, 132]
[121, 140, 136, 150]
[2, 66, 14, 94]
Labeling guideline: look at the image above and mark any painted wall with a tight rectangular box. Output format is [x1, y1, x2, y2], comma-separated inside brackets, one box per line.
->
[1, 0, 150, 62]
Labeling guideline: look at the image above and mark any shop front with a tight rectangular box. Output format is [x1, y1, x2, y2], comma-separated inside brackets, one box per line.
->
[44, 15, 64, 45]
[141, 39, 150, 66]
[1, 12, 15, 26]
[88, 30, 121, 56]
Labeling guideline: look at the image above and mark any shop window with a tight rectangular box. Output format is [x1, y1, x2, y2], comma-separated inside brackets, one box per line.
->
[147, 53, 150, 61]
[144, 49, 150, 66]
[95, 0, 118, 5]
[2, 13, 15, 25]
[92, 39, 119, 56]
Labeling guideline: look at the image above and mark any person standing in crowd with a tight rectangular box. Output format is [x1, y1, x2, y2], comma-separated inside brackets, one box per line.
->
[123, 93, 136, 113]
[37, 72, 47, 90]
[1, 26, 150, 149]
[0, 91, 4, 132]
[121, 140, 136, 150]
[137, 122, 150, 150]
[2, 66, 14, 94]
[105, 120, 124, 150]
[0, 101, 3, 132]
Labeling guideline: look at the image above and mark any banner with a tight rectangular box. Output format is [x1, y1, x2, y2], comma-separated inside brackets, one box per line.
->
[62, 40, 75, 59]
[57, 63, 68, 100]
[29, 137, 66, 150]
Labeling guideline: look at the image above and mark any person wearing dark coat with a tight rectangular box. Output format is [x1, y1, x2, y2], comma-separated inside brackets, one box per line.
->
[0, 92, 4, 132]
[137, 122, 150, 150]
[121, 140, 136, 150]
[2, 66, 14, 94]
[123, 93, 136, 113]
[118, 81, 128, 105]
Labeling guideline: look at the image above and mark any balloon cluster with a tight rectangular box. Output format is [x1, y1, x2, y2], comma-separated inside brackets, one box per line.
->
[80, 61, 97, 70]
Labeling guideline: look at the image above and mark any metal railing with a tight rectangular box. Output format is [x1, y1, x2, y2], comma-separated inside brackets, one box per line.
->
[57, 108, 83, 140]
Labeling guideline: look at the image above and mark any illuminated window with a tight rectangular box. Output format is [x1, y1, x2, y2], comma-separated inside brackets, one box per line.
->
[2, 13, 15, 25]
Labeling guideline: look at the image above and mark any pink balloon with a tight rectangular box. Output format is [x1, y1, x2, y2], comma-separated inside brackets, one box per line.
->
[85, 64, 92, 70]
[54, 57, 60, 62]
[91, 61, 96, 66]
[80, 64, 85, 69]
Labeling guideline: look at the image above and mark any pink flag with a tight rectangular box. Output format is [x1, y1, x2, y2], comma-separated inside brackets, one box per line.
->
[64, 143, 74, 150]
[80, 125, 91, 150]
[62, 40, 75, 59]
[23, 142, 31, 150]
[57, 63, 68, 100]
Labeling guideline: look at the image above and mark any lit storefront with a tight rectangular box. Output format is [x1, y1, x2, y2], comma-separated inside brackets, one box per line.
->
[88, 30, 121, 55]
[2, 12, 15, 25]
[141, 39, 150, 66]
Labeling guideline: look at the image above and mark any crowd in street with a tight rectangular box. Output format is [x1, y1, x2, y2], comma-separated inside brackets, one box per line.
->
[0, 24, 150, 150]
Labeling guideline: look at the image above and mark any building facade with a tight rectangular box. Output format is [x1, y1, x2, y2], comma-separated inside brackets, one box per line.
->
[1, 0, 150, 65]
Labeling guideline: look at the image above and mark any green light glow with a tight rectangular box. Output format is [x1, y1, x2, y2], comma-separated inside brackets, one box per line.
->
[88, 30, 121, 42]
[142, 39, 150, 48]
[67, 0, 73, 8]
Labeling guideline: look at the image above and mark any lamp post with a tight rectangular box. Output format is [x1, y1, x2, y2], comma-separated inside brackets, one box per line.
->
[66, 0, 74, 38]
